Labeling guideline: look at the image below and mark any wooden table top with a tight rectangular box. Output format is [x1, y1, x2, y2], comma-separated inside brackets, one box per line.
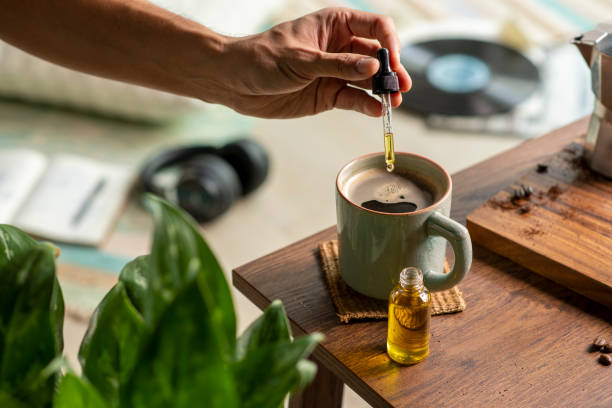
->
[233, 118, 612, 408]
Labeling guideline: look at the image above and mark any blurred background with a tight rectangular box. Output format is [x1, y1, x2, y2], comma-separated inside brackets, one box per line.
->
[0, 0, 607, 406]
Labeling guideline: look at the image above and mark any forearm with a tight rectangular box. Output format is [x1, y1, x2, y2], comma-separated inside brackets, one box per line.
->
[1, 4, 409, 118]
[1, 0, 225, 101]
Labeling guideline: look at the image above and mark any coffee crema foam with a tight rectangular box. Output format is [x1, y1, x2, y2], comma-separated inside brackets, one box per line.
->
[343, 167, 435, 213]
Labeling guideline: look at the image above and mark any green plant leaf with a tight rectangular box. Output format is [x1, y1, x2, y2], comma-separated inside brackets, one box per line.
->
[117, 255, 149, 315]
[127, 282, 238, 408]
[78, 282, 145, 407]
[235, 299, 291, 360]
[54, 373, 108, 408]
[233, 333, 323, 408]
[0, 390, 29, 408]
[0, 225, 39, 340]
[143, 194, 235, 351]
[292, 359, 317, 393]
[0, 242, 64, 407]
[0, 225, 38, 269]
[234, 301, 321, 406]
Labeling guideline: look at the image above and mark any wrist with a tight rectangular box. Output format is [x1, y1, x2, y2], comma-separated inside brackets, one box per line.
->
[185, 32, 263, 110]
[159, 17, 231, 103]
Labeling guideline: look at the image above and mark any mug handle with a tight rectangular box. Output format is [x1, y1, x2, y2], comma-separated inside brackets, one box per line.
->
[423, 211, 472, 291]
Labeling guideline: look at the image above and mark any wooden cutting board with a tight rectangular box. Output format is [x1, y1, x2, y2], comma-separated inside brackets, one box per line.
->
[466, 140, 612, 308]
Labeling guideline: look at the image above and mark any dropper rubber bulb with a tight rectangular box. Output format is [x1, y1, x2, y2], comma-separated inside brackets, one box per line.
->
[372, 48, 399, 95]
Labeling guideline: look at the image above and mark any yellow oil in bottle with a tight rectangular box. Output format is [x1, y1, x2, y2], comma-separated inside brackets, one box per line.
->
[387, 267, 431, 364]
[384, 132, 395, 172]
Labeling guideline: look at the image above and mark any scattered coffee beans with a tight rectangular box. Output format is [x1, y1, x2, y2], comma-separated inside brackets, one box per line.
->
[590, 336, 611, 366]
[598, 354, 611, 366]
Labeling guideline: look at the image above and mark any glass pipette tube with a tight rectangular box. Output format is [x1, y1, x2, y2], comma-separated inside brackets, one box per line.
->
[381, 92, 395, 172]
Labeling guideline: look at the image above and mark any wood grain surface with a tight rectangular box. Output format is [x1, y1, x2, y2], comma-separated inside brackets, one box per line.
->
[467, 140, 612, 308]
[233, 118, 612, 408]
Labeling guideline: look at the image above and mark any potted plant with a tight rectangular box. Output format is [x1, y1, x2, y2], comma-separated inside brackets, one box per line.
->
[0, 195, 321, 408]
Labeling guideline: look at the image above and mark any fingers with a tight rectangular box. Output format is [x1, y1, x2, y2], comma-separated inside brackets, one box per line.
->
[342, 9, 400, 64]
[313, 47, 410, 94]
[349, 57, 411, 93]
[345, 80, 404, 107]
[311, 51, 380, 81]
[334, 86, 381, 116]
[390, 91, 403, 107]
[346, 37, 381, 57]
[343, 10, 400, 55]
[398, 68, 412, 93]
[342, 38, 380, 89]
[349, 78, 373, 89]
[339, 9, 412, 92]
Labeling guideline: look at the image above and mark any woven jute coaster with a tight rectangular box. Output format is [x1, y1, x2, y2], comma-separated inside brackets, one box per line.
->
[319, 240, 466, 323]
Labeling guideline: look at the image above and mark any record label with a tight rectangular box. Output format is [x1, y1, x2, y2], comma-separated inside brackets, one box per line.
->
[400, 39, 540, 116]
[426, 54, 491, 93]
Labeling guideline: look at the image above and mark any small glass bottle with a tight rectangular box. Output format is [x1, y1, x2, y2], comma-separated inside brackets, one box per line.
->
[387, 267, 431, 364]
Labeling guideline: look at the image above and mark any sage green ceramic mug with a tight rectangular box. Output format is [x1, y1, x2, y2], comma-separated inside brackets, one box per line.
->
[335, 152, 472, 299]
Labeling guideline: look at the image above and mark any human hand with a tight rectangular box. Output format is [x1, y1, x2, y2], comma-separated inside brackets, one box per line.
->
[197, 8, 411, 119]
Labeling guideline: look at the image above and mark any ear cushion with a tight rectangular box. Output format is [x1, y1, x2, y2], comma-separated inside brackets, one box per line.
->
[219, 139, 269, 196]
[140, 146, 218, 197]
[176, 154, 241, 222]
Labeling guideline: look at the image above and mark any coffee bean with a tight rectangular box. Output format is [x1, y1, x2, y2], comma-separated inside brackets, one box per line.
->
[512, 185, 534, 201]
[589, 336, 607, 352]
[598, 354, 611, 366]
[536, 163, 548, 173]
[602, 343, 612, 354]
[517, 205, 531, 215]
[512, 188, 525, 199]
[593, 336, 607, 348]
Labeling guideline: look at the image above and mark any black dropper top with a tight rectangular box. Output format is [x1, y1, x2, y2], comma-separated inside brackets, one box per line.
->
[372, 48, 399, 95]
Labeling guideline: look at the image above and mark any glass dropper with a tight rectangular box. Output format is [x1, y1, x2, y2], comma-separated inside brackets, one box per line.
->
[371, 48, 400, 173]
[381, 92, 395, 172]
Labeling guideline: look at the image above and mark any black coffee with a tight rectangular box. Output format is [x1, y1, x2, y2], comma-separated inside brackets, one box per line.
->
[361, 200, 418, 213]
[343, 167, 436, 214]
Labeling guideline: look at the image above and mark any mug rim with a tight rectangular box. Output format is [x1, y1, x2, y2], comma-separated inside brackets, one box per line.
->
[336, 151, 452, 216]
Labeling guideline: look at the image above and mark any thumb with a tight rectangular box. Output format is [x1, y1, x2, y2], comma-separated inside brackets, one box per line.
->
[306, 52, 379, 81]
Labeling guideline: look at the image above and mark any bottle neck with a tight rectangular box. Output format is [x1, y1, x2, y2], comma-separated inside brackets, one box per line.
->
[399, 267, 425, 291]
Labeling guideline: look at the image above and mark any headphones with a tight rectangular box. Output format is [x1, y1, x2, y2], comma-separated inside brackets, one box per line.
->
[140, 138, 269, 222]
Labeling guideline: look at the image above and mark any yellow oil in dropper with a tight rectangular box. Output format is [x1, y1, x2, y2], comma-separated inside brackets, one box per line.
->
[381, 92, 395, 172]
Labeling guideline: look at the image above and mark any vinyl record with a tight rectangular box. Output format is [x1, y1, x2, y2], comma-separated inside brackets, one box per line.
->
[399, 39, 540, 116]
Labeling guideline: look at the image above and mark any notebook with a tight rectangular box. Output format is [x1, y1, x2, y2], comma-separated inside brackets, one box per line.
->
[0, 149, 133, 246]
